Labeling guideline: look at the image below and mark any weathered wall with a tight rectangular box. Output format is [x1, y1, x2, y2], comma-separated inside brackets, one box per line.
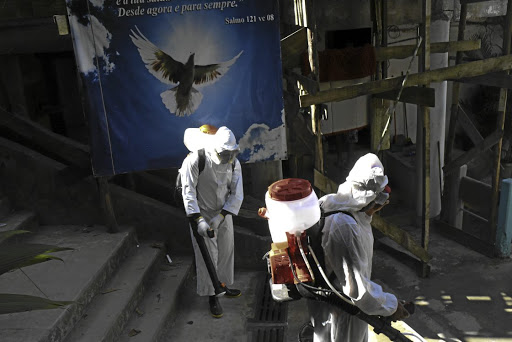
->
[0, 136, 271, 262]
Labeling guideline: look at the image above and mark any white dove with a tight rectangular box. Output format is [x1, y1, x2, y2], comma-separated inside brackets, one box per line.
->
[130, 26, 243, 117]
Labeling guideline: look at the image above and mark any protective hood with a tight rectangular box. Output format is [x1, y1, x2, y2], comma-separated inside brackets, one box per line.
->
[214, 126, 239, 151]
[319, 153, 389, 212]
[207, 126, 239, 164]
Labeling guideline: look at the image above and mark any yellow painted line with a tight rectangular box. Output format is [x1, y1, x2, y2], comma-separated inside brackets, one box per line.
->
[368, 321, 427, 342]
[414, 300, 430, 306]
[466, 296, 492, 301]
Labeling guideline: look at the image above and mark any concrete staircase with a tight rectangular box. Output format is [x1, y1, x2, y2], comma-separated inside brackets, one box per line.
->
[0, 194, 193, 342]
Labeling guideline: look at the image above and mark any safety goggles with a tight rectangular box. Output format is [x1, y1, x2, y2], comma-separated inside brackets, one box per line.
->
[215, 149, 239, 164]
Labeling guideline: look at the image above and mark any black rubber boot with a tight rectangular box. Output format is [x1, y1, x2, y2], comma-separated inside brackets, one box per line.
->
[223, 287, 242, 298]
[209, 295, 223, 318]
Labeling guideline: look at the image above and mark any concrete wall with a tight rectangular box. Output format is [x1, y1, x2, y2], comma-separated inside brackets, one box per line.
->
[0, 136, 271, 263]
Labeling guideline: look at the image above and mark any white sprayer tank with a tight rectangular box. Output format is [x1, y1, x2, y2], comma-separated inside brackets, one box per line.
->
[262, 178, 321, 243]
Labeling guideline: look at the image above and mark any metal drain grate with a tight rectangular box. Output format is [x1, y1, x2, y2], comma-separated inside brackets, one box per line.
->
[247, 272, 288, 342]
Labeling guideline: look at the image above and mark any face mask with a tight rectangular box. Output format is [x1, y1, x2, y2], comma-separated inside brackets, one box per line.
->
[215, 149, 239, 164]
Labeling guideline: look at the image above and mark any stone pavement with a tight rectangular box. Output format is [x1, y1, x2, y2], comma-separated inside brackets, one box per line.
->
[164, 216, 512, 342]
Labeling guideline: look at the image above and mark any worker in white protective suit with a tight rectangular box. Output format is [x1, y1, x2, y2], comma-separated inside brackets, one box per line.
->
[179, 126, 244, 318]
[308, 153, 410, 342]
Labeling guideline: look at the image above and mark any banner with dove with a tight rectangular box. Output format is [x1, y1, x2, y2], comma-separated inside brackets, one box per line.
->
[65, 0, 286, 176]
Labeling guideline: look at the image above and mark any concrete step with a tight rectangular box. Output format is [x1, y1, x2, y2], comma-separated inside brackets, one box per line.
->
[118, 255, 193, 342]
[0, 209, 38, 235]
[0, 224, 137, 342]
[64, 242, 164, 342]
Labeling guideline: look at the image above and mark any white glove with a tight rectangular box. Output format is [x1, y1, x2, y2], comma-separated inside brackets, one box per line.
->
[209, 213, 225, 230]
[196, 217, 212, 238]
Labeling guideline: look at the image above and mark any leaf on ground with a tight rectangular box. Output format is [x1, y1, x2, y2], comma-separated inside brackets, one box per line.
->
[0, 294, 73, 314]
[135, 307, 144, 317]
[128, 329, 141, 337]
[101, 288, 120, 295]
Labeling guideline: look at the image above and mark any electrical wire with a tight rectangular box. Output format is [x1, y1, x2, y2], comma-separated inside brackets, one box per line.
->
[296, 235, 315, 284]
[402, 332, 426, 341]
[307, 244, 355, 306]
[376, 36, 423, 153]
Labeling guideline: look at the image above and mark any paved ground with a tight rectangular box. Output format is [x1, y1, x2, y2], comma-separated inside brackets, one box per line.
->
[162, 143, 512, 342]
[164, 211, 512, 342]
[164, 268, 310, 342]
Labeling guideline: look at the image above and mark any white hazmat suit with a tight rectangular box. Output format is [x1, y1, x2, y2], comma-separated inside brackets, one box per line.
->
[308, 153, 398, 342]
[179, 126, 244, 296]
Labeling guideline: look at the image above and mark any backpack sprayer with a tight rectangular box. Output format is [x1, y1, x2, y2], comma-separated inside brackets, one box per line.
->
[258, 178, 416, 342]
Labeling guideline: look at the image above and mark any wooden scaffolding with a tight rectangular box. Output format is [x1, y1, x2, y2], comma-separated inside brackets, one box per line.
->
[281, 0, 512, 275]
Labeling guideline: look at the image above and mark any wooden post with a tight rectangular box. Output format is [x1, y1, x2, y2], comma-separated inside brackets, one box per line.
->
[373, 0, 383, 78]
[371, 98, 390, 152]
[303, 0, 323, 178]
[445, 2, 467, 165]
[370, 0, 390, 153]
[441, 2, 468, 224]
[381, 0, 388, 79]
[446, 165, 468, 229]
[418, 0, 431, 278]
[97, 177, 119, 233]
[490, 0, 512, 244]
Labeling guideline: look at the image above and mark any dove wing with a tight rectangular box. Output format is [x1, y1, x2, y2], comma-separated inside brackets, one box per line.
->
[130, 26, 184, 85]
[193, 51, 243, 85]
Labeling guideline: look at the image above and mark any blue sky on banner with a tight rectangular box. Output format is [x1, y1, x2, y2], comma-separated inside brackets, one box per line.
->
[66, 0, 286, 176]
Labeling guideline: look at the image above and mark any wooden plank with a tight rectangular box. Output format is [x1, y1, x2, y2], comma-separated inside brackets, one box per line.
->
[434, 220, 495, 257]
[370, 98, 390, 152]
[457, 105, 484, 147]
[375, 40, 481, 61]
[373, 86, 435, 107]
[443, 129, 503, 175]
[372, 215, 431, 263]
[299, 54, 512, 107]
[313, 168, 338, 194]
[445, 165, 467, 229]
[0, 109, 90, 168]
[281, 28, 308, 69]
[419, 0, 432, 278]
[284, 69, 318, 95]
[459, 176, 492, 217]
[456, 72, 512, 89]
